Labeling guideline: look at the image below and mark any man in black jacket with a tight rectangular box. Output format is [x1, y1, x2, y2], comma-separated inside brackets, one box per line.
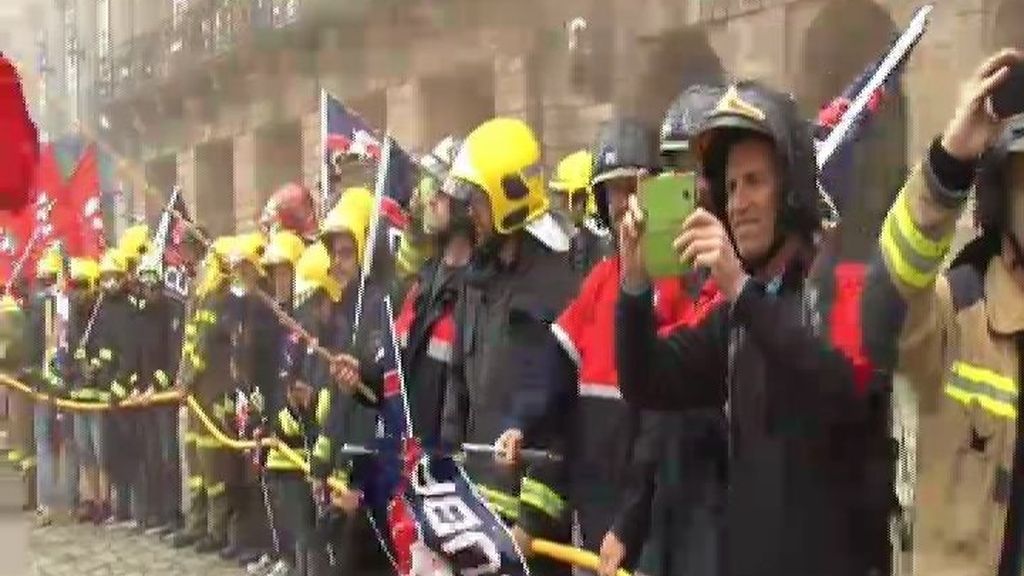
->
[615, 82, 886, 576]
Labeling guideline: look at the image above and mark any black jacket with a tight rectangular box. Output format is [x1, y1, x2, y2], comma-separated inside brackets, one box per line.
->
[91, 291, 139, 400]
[615, 265, 881, 576]
[398, 257, 462, 446]
[442, 233, 579, 522]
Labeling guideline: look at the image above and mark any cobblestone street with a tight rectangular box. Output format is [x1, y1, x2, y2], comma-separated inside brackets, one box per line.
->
[30, 521, 246, 576]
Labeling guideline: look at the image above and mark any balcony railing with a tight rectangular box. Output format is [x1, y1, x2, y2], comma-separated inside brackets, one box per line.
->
[94, 0, 316, 104]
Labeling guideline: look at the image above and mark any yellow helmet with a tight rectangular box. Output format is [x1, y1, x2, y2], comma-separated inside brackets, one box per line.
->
[549, 150, 593, 194]
[261, 230, 306, 267]
[99, 248, 128, 276]
[227, 231, 266, 275]
[0, 294, 20, 313]
[294, 242, 341, 303]
[321, 187, 373, 265]
[448, 118, 547, 234]
[118, 224, 150, 264]
[194, 236, 234, 297]
[36, 246, 62, 279]
[70, 258, 100, 289]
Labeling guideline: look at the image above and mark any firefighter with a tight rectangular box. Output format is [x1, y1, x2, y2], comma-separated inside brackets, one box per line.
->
[28, 244, 83, 526]
[133, 252, 180, 535]
[862, 48, 1024, 576]
[217, 232, 272, 563]
[633, 84, 730, 576]
[394, 135, 464, 292]
[439, 118, 579, 575]
[65, 257, 111, 525]
[307, 188, 392, 576]
[174, 235, 238, 553]
[614, 81, 889, 576]
[8, 254, 57, 514]
[0, 290, 31, 511]
[257, 231, 311, 576]
[494, 117, 696, 575]
[90, 247, 141, 529]
[169, 235, 231, 550]
[548, 149, 611, 280]
[394, 136, 473, 446]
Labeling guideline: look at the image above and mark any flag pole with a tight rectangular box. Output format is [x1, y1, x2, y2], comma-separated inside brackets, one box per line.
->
[319, 87, 330, 221]
[816, 4, 932, 167]
[351, 134, 392, 346]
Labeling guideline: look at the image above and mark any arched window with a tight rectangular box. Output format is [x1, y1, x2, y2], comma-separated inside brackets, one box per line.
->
[800, 0, 907, 263]
[633, 27, 724, 130]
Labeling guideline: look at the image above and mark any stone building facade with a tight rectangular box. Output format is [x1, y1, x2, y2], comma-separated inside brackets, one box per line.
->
[8, 0, 1024, 257]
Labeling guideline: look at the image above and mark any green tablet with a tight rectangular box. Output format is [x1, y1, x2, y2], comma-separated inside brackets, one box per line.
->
[639, 172, 697, 278]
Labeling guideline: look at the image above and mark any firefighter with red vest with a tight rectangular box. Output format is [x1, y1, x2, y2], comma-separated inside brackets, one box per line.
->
[494, 117, 693, 574]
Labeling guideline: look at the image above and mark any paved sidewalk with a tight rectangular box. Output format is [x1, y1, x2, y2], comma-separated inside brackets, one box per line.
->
[30, 521, 247, 576]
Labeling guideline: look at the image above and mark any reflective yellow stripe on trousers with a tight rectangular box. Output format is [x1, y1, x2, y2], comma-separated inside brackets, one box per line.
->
[944, 361, 1018, 419]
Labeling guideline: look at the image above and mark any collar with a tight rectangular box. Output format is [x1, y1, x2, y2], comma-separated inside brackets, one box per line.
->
[986, 255, 1024, 335]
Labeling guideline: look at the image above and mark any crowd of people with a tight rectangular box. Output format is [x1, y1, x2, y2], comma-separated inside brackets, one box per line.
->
[1, 45, 1023, 576]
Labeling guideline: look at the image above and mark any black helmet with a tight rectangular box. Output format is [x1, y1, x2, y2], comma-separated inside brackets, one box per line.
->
[660, 84, 726, 153]
[695, 81, 822, 242]
[591, 118, 659, 228]
[951, 116, 1024, 270]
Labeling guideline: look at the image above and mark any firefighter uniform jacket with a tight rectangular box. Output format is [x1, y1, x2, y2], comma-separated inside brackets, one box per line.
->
[864, 147, 1024, 576]
[90, 291, 138, 401]
[67, 297, 103, 401]
[134, 292, 174, 393]
[266, 330, 317, 472]
[510, 258, 693, 553]
[442, 233, 579, 522]
[394, 257, 461, 445]
[24, 289, 63, 394]
[617, 253, 887, 576]
[179, 288, 242, 484]
[307, 283, 389, 482]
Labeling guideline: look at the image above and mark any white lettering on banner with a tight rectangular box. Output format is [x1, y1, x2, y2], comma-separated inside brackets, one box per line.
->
[412, 456, 505, 574]
[164, 266, 190, 298]
[413, 456, 457, 497]
[441, 531, 502, 576]
[423, 495, 482, 538]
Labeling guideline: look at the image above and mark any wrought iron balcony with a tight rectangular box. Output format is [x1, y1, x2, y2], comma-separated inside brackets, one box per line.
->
[94, 0, 331, 105]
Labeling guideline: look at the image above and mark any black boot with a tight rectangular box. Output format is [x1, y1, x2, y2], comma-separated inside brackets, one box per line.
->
[194, 535, 227, 554]
[169, 530, 203, 549]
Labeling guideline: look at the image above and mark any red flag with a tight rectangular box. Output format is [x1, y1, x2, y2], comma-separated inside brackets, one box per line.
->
[0, 54, 39, 214]
[62, 144, 105, 258]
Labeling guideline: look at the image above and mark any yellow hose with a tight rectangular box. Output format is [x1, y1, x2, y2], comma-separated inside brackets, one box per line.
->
[0, 371, 629, 573]
[530, 539, 631, 576]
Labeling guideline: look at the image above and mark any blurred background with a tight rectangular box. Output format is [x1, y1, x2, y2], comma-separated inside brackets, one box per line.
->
[0, 0, 1021, 268]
